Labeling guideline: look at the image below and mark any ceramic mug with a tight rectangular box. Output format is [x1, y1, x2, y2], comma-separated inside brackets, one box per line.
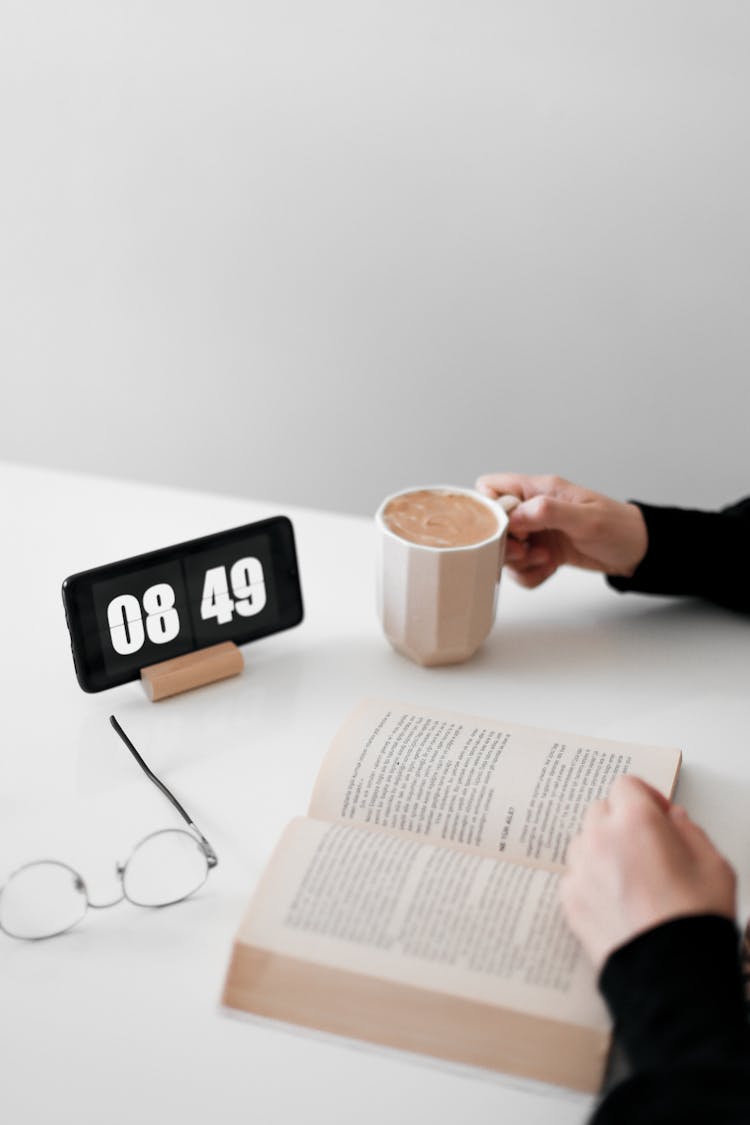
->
[375, 485, 518, 666]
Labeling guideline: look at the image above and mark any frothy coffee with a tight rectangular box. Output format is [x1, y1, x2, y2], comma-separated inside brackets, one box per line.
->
[383, 489, 498, 548]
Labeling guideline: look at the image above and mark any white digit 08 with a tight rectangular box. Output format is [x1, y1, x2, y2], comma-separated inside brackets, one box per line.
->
[230, 556, 266, 617]
[142, 583, 181, 644]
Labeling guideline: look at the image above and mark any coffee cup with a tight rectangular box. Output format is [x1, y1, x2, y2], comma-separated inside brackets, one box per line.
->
[375, 485, 518, 666]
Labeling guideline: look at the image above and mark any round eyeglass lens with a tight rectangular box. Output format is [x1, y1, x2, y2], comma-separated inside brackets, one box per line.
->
[0, 861, 88, 940]
[122, 829, 209, 907]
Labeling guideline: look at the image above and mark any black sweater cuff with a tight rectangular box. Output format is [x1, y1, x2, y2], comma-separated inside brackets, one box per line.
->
[607, 499, 750, 613]
[599, 915, 749, 1072]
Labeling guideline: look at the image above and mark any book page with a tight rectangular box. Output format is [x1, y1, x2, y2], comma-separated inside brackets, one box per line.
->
[238, 817, 609, 1031]
[309, 699, 681, 867]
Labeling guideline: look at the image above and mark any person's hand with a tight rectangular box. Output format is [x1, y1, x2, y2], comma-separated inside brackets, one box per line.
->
[475, 473, 648, 588]
[561, 775, 737, 972]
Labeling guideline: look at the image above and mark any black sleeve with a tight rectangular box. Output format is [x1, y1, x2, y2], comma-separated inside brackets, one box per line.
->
[591, 915, 750, 1125]
[606, 497, 750, 613]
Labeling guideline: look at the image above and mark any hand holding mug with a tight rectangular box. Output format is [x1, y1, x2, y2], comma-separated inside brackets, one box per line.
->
[475, 473, 648, 589]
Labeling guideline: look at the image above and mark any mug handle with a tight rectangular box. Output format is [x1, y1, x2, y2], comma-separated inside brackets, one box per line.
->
[496, 493, 521, 516]
[494, 494, 521, 579]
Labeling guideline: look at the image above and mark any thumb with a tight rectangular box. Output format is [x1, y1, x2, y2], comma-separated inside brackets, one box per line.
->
[510, 495, 593, 539]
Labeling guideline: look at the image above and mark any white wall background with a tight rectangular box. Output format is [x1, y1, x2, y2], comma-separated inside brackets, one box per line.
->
[1, 1, 748, 516]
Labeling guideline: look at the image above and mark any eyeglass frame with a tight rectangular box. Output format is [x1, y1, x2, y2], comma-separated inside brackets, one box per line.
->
[0, 714, 218, 941]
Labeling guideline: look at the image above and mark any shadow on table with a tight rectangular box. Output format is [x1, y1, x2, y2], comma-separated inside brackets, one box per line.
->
[477, 597, 746, 677]
[228, 596, 750, 711]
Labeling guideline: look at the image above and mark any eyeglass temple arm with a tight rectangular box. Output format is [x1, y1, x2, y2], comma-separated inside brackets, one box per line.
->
[108, 715, 218, 867]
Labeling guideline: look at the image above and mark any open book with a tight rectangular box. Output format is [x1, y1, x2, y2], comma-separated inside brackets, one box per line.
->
[222, 699, 681, 1092]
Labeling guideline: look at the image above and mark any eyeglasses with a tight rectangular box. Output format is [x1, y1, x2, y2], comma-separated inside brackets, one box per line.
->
[0, 715, 218, 941]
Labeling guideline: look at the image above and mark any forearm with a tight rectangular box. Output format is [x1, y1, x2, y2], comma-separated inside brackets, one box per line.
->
[592, 1062, 750, 1124]
[591, 915, 750, 1124]
[607, 498, 750, 613]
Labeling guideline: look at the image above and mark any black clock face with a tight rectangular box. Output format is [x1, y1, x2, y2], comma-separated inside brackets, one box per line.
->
[63, 519, 302, 692]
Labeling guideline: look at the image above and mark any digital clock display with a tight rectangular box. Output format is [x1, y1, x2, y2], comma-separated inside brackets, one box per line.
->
[63, 518, 303, 692]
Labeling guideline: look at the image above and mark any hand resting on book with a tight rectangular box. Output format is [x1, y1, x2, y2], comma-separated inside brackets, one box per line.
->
[560, 775, 737, 972]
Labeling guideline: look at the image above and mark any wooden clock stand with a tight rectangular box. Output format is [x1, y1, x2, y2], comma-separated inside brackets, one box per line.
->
[140, 641, 244, 701]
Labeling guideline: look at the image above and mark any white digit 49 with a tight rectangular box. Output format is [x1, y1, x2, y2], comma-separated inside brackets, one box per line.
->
[201, 556, 266, 624]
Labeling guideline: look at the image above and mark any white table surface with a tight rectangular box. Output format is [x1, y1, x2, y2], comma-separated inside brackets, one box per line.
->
[2, 462, 749, 1125]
